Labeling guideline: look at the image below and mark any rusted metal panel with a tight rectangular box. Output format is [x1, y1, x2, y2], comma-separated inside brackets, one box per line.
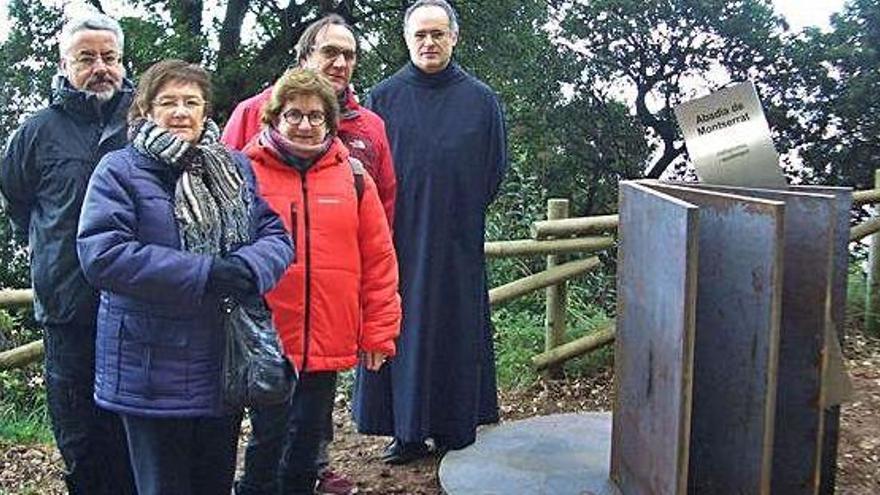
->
[678, 184, 836, 495]
[647, 183, 784, 495]
[792, 185, 852, 495]
[612, 181, 699, 495]
[791, 186, 851, 341]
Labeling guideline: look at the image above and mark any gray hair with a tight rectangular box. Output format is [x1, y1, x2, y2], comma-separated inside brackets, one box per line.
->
[58, 12, 125, 58]
[404, 0, 459, 35]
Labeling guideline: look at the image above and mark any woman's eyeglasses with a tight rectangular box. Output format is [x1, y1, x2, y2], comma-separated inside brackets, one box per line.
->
[153, 97, 205, 111]
[282, 109, 326, 127]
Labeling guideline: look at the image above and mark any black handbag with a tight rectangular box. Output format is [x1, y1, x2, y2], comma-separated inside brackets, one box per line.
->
[222, 297, 296, 407]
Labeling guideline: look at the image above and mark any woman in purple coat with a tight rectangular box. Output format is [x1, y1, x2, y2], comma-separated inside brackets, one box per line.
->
[76, 60, 293, 495]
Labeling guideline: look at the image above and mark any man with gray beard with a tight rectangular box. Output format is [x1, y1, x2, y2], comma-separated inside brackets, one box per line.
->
[0, 13, 136, 494]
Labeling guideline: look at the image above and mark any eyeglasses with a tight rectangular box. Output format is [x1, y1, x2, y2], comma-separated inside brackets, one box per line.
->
[153, 97, 206, 111]
[412, 29, 450, 43]
[282, 109, 326, 127]
[315, 45, 356, 62]
[69, 51, 121, 68]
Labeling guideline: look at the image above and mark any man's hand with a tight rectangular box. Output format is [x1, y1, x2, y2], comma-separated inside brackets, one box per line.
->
[362, 351, 388, 371]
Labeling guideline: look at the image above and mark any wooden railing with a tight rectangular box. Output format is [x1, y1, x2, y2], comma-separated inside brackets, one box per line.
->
[856, 171, 880, 335]
[4, 184, 880, 372]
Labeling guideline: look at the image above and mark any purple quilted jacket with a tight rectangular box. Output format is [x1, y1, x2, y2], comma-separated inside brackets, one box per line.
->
[77, 145, 292, 417]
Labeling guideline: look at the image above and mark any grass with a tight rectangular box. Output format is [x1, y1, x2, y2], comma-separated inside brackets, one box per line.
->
[847, 265, 868, 321]
[0, 309, 53, 445]
[492, 295, 545, 388]
[492, 283, 614, 389]
[0, 404, 52, 444]
[0, 369, 53, 444]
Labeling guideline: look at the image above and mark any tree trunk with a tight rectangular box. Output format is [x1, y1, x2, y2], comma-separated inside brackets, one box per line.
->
[218, 0, 250, 61]
[634, 81, 684, 178]
[177, 0, 203, 37]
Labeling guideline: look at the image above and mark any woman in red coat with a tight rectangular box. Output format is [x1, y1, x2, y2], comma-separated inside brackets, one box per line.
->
[237, 68, 401, 495]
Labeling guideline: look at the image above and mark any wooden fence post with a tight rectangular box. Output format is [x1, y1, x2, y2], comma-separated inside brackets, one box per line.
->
[544, 199, 569, 378]
[867, 170, 880, 335]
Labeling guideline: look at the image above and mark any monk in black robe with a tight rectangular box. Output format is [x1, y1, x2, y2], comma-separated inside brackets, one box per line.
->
[353, 0, 508, 463]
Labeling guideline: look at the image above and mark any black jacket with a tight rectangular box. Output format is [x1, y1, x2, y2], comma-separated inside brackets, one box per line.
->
[0, 77, 134, 325]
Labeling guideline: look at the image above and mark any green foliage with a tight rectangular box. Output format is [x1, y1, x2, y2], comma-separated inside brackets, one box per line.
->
[0, 370, 52, 444]
[796, 0, 880, 189]
[0, 0, 59, 290]
[492, 284, 615, 389]
[848, 263, 868, 321]
[0, 0, 650, 216]
[492, 293, 544, 388]
[0, 307, 39, 352]
[558, 0, 792, 178]
[0, 0, 875, 194]
[561, 284, 615, 376]
[0, 307, 42, 444]
[0, 0, 61, 131]
[0, 310, 50, 444]
[0, 223, 30, 290]
[532, 95, 648, 216]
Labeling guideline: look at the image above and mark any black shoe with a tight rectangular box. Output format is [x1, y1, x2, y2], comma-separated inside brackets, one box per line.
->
[431, 434, 472, 454]
[381, 438, 431, 465]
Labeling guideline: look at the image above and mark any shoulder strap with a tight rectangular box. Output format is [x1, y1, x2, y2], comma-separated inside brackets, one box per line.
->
[348, 156, 366, 204]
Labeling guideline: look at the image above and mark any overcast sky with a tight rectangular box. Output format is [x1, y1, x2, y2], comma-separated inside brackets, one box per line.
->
[0, 0, 850, 44]
[773, 0, 846, 29]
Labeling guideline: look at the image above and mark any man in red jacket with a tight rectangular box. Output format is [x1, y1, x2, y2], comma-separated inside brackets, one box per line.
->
[222, 14, 395, 228]
[225, 15, 395, 495]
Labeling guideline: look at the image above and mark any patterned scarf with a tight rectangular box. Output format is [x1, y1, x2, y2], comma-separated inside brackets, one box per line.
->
[129, 118, 251, 255]
[260, 126, 332, 172]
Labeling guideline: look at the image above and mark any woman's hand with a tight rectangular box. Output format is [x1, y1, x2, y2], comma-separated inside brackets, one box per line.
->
[362, 351, 388, 371]
[206, 256, 257, 299]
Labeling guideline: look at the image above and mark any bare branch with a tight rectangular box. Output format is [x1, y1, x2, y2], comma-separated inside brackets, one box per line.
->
[85, 0, 105, 13]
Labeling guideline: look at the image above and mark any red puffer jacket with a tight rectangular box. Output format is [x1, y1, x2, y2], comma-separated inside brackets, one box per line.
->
[245, 136, 401, 372]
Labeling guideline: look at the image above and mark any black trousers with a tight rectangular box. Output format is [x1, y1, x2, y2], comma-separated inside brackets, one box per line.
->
[122, 412, 242, 495]
[237, 371, 337, 495]
[43, 322, 136, 495]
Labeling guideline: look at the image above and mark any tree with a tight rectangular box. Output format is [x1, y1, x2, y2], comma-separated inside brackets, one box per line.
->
[0, 0, 649, 303]
[0, 0, 61, 290]
[0, 0, 62, 134]
[797, 0, 880, 189]
[557, 0, 793, 178]
[0, 0, 649, 213]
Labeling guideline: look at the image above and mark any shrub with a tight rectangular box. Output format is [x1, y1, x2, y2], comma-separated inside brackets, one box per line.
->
[0, 309, 51, 444]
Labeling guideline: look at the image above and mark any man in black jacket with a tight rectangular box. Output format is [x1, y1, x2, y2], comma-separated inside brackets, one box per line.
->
[0, 12, 136, 494]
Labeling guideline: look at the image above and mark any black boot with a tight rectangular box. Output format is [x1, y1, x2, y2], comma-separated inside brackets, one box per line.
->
[381, 438, 431, 465]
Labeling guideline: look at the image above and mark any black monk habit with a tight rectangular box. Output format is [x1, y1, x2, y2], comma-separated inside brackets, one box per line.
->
[353, 61, 508, 449]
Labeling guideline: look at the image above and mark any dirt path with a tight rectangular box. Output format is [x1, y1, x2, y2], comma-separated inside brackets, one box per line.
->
[837, 329, 880, 493]
[2, 335, 878, 494]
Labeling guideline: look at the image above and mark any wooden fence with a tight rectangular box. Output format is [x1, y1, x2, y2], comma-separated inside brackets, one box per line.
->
[4, 184, 880, 372]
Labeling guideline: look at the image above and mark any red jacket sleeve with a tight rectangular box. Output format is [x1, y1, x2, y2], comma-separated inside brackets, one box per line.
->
[222, 99, 261, 151]
[372, 120, 397, 229]
[358, 172, 401, 356]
